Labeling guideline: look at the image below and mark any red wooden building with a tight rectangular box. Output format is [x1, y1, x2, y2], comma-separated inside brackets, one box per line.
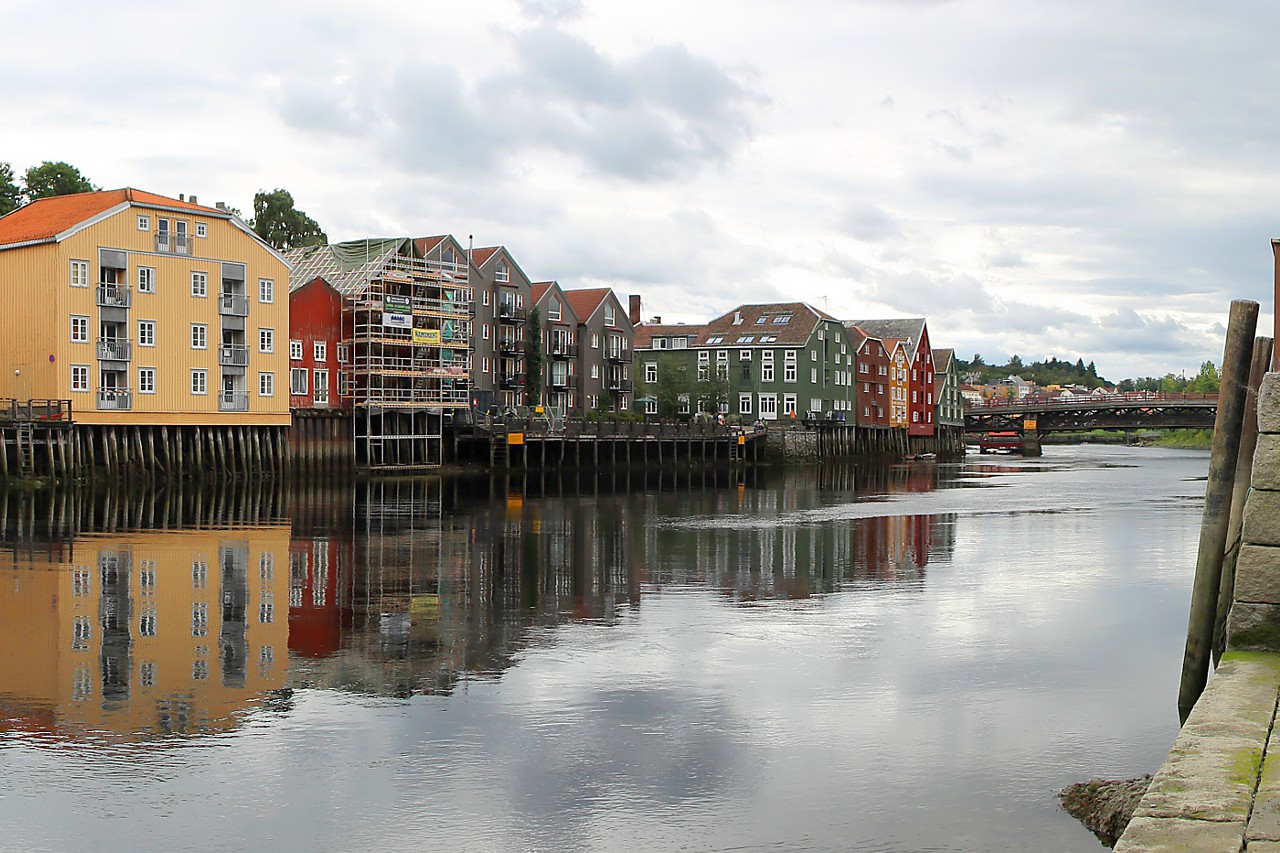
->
[288, 276, 348, 410]
[853, 318, 934, 437]
[848, 325, 891, 429]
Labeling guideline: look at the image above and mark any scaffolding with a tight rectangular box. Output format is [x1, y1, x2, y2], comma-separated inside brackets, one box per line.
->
[290, 239, 472, 472]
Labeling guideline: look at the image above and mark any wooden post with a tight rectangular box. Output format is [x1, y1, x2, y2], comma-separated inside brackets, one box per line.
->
[1213, 335, 1274, 663]
[1179, 299, 1259, 723]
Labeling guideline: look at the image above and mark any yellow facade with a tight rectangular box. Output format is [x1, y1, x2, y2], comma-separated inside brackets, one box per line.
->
[0, 525, 289, 742]
[0, 199, 290, 425]
[889, 343, 909, 428]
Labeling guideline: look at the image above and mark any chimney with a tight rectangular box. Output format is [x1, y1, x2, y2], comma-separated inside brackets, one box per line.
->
[652, 316, 662, 324]
[216, 202, 228, 211]
[179, 193, 185, 202]
[189, 195, 197, 205]
[733, 310, 743, 325]
[629, 294, 641, 326]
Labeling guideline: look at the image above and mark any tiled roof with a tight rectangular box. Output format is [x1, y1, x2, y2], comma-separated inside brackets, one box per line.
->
[695, 302, 835, 347]
[414, 236, 446, 255]
[564, 288, 613, 323]
[0, 187, 226, 247]
[932, 347, 954, 372]
[634, 323, 705, 349]
[470, 246, 499, 267]
[531, 281, 554, 304]
[849, 318, 927, 361]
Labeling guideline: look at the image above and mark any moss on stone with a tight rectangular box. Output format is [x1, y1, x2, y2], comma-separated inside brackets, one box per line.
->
[1231, 747, 1263, 788]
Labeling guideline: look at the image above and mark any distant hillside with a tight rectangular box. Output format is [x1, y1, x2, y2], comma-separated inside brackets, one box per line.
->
[954, 355, 1107, 389]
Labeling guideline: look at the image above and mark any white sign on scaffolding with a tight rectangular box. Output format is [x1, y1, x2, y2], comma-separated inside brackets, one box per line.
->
[382, 312, 412, 329]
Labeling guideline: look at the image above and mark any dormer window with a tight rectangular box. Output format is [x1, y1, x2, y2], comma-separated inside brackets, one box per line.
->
[755, 315, 768, 325]
[772, 315, 792, 325]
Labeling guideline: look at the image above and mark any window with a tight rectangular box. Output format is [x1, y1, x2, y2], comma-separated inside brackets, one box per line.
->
[772, 315, 792, 324]
[259, 328, 274, 353]
[591, 364, 599, 380]
[755, 315, 768, 325]
[740, 350, 752, 361]
[290, 368, 308, 395]
[811, 368, 817, 383]
[644, 398, 657, 415]
[137, 266, 155, 293]
[192, 560, 208, 588]
[191, 323, 207, 349]
[481, 290, 490, 307]
[139, 609, 157, 637]
[645, 362, 657, 383]
[313, 369, 328, 405]
[140, 662, 156, 687]
[739, 394, 752, 414]
[70, 365, 89, 392]
[481, 356, 489, 374]
[71, 315, 88, 343]
[259, 278, 274, 303]
[337, 343, 349, 364]
[196, 222, 207, 238]
[191, 271, 207, 297]
[591, 333, 600, 349]
[313, 342, 326, 362]
[762, 362, 774, 382]
[811, 350, 818, 361]
[290, 340, 302, 360]
[259, 371, 274, 396]
[138, 320, 155, 347]
[678, 393, 690, 414]
[137, 215, 150, 231]
[548, 298, 561, 321]
[191, 369, 207, 395]
[496, 261, 510, 282]
[192, 602, 208, 637]
[482, 325, 489, 340]
[706, 336, 724, 344]
[604, 304, 615, 326]
[783, 394, 797, 415]
[138, 368, 156, 394]
[70, 260, 88, 287]
[759, 394, 777, 418]
[913, 411, 919, 423]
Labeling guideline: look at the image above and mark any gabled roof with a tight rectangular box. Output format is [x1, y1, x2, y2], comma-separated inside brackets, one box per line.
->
[563, 288, 614, 324]
[287, 238, 450, 296]
[531, 281, 554, 304]
[530, 281, 580, 325]
[414, 236, 446, 255]
[0, 187, 228, 249]
[634, 323, 706, 349]
[471, 247, 499, 267]
[932, 347, 954, 372]
[696, 302, 837, 348]
[849, 318, 928, 361]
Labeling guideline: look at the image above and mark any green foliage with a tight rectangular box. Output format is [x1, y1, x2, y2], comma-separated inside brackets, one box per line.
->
[954, 354, 1109, 389]
[525, 307, 543, 404]
[1154, 429, 1213, 448]
[694, 368, 731, 415]
[637, 354, 694, 418]
[250, 188, 327, 252]
[1127, 361, 1219, 394]
[0, 163, 20, 215]
[24, 161, 96, 200]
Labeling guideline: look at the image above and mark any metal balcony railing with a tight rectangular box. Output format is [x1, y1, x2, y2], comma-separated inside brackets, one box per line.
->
[218, 345, 249, 367]
[498, 304, 526, 322]
[606, 378, 633, 392]
[218, 390, 249, 412]
[498, 340, 522, 354]
[154, 233, 191, 255]
[550, 342, 578, 358]
[219, 293, 249, 316]
[606, 349, 628, 362]
[96, 338, 132, 361]
[550, 374, 577, 388]
[96, 285, 132, 308]
[96, 389, 132, 410]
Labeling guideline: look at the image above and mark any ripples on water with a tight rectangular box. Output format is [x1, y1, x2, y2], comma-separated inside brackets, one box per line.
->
[0, 445, 1207, 852]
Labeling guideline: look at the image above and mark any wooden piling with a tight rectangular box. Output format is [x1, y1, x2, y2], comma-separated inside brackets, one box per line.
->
[1213, 335, 1275, 663]
[1179, 299, 1259, 723]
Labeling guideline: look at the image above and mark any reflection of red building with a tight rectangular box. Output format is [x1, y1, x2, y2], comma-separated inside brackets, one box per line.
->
[288, 276, 347, 410]
[287, 537, 351, 658]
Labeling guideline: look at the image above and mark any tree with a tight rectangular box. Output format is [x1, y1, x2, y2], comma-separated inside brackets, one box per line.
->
[525, 307, 543, 404]
[0, 163, 20, 215]
[1190, 360, 1220, 394]
[637, 354, 693, 419]
[1007, 353, 1024, 371]
[24, 161, 95, 200]
[250, 189, 327, 252]
[971, 353, 985, 366]
[694, 367, 731, 416]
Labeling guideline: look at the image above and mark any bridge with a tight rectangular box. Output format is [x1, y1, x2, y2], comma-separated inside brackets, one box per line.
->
[964, 392, 1218, 435]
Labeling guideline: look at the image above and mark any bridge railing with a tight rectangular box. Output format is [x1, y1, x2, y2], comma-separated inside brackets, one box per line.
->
[967, 391, 1217, 411]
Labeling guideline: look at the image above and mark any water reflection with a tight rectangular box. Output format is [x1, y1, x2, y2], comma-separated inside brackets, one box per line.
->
[0, 462, 954, 727]
[0, 524, 290, 743]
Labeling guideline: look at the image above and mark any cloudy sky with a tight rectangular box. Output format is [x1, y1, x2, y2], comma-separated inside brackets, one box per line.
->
[5, 0, 1278, 379]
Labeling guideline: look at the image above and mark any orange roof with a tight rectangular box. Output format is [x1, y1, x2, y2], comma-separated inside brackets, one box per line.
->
[0, 188, 227, 247]
[414, 236, 446, 255]
[531, 281, 553, 303]
[471, 246, 499, 267]
[563, 288, 613, 322]
[634, 323, 704, 349]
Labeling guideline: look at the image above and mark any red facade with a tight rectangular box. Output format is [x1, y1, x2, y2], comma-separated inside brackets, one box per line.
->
[288, 277, 348, 410]
[907, 324, 934, 436]
[853, 333, 890, 428]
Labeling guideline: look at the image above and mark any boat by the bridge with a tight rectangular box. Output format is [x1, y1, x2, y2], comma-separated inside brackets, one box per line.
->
[978, 431, 1024, 453]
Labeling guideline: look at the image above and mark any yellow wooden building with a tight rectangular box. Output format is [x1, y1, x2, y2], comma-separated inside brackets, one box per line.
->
[0, 188, 290, 427]
[888, 339, 910, 429]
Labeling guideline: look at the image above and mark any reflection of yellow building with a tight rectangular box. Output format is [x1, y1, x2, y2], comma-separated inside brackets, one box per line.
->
[0, 525, 288, 742]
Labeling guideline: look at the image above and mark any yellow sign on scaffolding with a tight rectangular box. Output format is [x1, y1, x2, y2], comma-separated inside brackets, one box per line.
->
[507, 432, 524, 445]
[1024, 418, 1038, 431]
[413, 328, 441, 345]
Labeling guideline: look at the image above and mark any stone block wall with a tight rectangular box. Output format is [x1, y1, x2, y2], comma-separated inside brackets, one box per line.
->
[1228, 374, 1280, 651]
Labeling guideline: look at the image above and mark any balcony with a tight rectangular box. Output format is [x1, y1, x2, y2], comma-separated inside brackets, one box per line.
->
[96, 388, 132, 411]
[154, 233, 191, 255]
[499, 374, 523, 390]
[96, 285, 132, 308]
[219, 293, 249, 316]
[218, 344, 249, 367]
[550, 342, 578, 359]
[218, 390, 249, 412]
[97, 338, 132, 362]
[498, 339, 522, 355]
[498, 304, 526, 323]
[606, 378, 633, 392]
[606, 349, 628, 363]
[550, 374, 577, 389]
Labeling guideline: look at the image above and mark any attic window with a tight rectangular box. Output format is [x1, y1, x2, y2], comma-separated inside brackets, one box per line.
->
[706, 335, 724, 344]
[755, 316, 768, 325]
[736, 335, 754, 344]
[496, 261, 509, 283]
[772, 315, 792, 324]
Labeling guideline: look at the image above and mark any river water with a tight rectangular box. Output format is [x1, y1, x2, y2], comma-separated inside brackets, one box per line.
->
[0, 445, 1207, 852]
